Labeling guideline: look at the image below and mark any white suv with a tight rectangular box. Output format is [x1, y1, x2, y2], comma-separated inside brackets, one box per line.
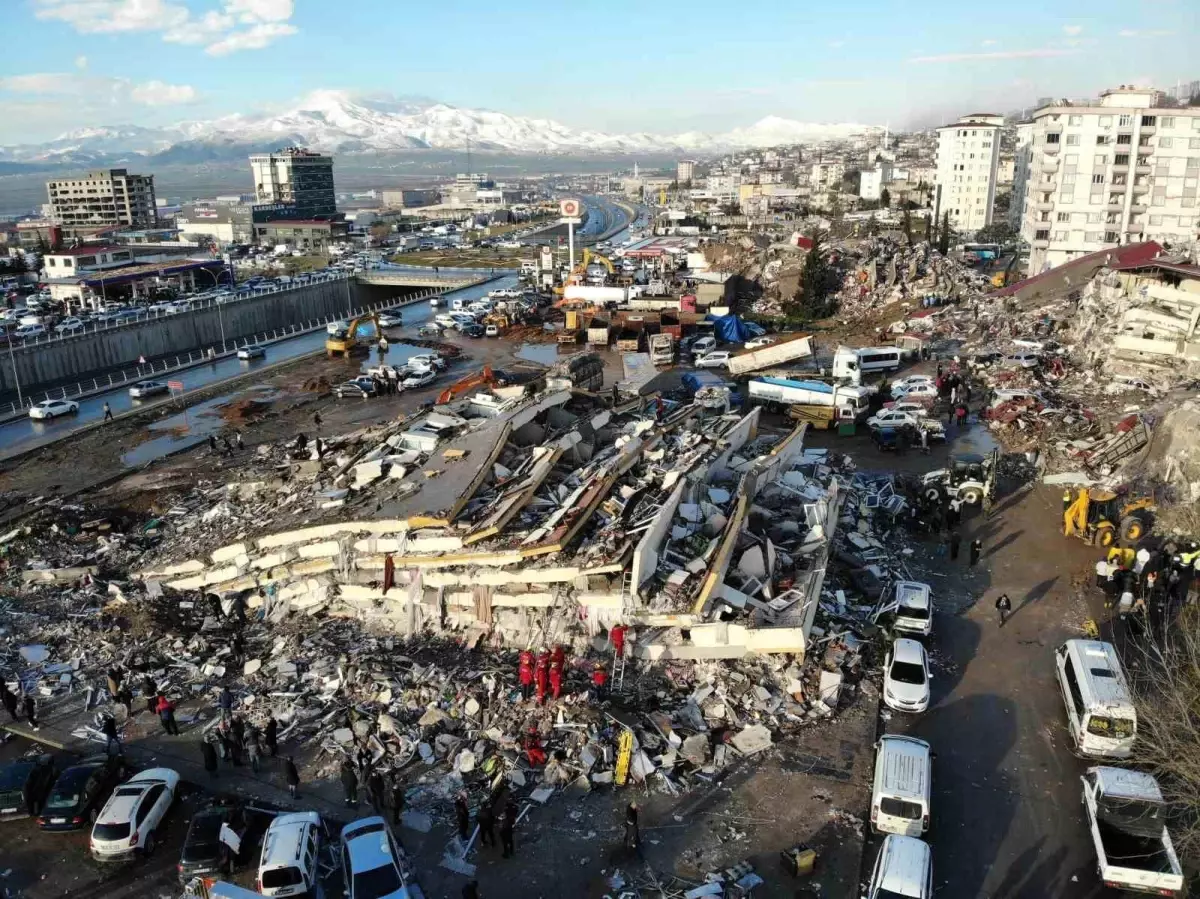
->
[258, 811, 323, 897]
[90, 767, 180, 861]
[340, 816, 424, 899]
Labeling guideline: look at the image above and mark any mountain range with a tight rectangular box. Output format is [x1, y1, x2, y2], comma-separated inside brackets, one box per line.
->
[0, 92, 880, 166]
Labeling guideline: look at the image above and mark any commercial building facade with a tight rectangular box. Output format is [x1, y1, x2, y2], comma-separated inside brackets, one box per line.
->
[249, 148, 337, 219]
[677, 160, 696, 185]
[933, 114, 1003, 233]
[1017, 87, 1200, 274]
[46, 169, 157, 231]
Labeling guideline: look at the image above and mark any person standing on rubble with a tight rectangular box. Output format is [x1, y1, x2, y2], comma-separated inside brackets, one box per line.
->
[391, 776, 406, 826]
[534, 650, 550, 705]
[142, 674, 157, 715]
[340, 759, 359, 807]
[476, 799, 496, 848]
[264, 715, 279, 757]
[208, 434, 219, 453]
[611, 624, 627, 659]
[106, 667, 122, 702]
[948, 531, 961, 561]
[517, 649, 534, 701]
[549, 645, 565, 701]
[284, 756, 300, 799]
[522, 727, 547, 767]
[970, 537, 983, 567]
[219, 684, 234, 720]
[156, 695, 180, 736]
[313, 411, 322, 431]
[454, 791, 471, 842]
[367, 768, 385, 813]
[591, 662, 609, 703]
[245, 725, 263, 773]
[231, 632, 245, 667]
[236, 432, 244, 451]
[1, 682, 19, 722]
[201, 737, 219, 778]
[230, 714, 246, 754]
[623, 802, 641, 852]
[946, 500, 960, 532]
[20, 693, 37, 730]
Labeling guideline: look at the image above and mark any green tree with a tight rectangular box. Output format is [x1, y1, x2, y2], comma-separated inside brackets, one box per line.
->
[924, 213, 934, 245]
[974, 221, 1018, 245]
[938, 212, 952, 255]
[880, 187, 891, 208]
[902, 207, 914, 246]
[794, 230, 841, 319]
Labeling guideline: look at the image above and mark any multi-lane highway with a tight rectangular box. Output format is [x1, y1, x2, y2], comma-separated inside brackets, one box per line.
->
[0, 274, 516, 460]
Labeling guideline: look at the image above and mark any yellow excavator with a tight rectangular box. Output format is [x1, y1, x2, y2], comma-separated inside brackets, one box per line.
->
[325, 312, 381, 357]
[1063, 488, 1154, 547]
[553, 249, 615, 299]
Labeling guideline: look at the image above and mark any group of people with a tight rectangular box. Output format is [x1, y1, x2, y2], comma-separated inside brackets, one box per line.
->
[0, 680, 38, 730]
[207, 431, 246, 455]
[515, 626, 628, 706]
[1095, 539, 1200, 630]
[454, 791, 521, 860]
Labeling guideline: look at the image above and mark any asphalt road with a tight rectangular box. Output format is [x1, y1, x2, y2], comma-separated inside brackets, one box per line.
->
[806, 411, 1116, 897]
[0, 274, 517, 458]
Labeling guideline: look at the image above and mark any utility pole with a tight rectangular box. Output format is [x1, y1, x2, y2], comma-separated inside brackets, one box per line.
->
[7, 337, 22, 407]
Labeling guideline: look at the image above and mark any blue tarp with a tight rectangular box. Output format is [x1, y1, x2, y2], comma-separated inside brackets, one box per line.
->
[707, 314, 764, 343]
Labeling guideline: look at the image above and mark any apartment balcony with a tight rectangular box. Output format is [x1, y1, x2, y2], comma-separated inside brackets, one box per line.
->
[1042, 143, 1061, 156]
[1034, 201, 1055, 212]
[1107, 200, 1126, 211]
[1041, 158, 1060, 174]
[1135, 162, 1152, 175]
[1126, 222, 1145, 233]
[1032, 238, 1050, 249]
[1130, 203, 1148, 214]
[1137, 144, 1155, 155]
[1139, 124, 1156, 136]
[1131, 182, 1150, 194]
[1112, 163, 1129, 174]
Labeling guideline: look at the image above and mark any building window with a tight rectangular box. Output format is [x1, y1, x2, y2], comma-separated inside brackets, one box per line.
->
[1056, 212, 1070, 222]
[1069, 115, 1082, 126]
[1114, 154, 1130, 166]
[1104, 231, 1120, 242]
[1092, 173, 1105, 183]
[1035, 229, 1050, 240]
[1065, 135, 1080, 146]
[1096, 135, 1111, 145]
[1116, 134, 1131, 145]
[1149, 215, 1164, 225]
[1160, 137, 1173, 148]
[1047, 133, 1061, 144]
[1161, 117, 1175, 128]
[1087, 213, 1103, 223]
[1062, 192, 1074, 203]
[1053, 230, 1068, 241]
[1119, 115, 1133, 127]
[1085, 231, 1103, 241]
[1100, 116, 1113, 126]
[1141, 115, 1157, 127]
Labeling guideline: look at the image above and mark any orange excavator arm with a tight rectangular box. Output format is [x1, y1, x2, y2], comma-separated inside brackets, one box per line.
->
[436, 365, 495, 404]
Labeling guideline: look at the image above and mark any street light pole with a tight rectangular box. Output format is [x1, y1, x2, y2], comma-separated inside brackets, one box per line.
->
[6, 336, 23, 407]
[200, 267, 225, 350]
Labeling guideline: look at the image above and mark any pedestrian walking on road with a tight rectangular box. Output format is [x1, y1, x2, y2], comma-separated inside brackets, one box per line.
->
[201, 738, 219, 778]
[945, 501, 960, 531]
[22, 694, 38, 730]
[476, 800, 496, 848]
[1, 684, 19, 722]
[948, 531, 961, 561]
[499, 802, 516, 858]
[156, 695, 180, 736]
[264, 715, 278, 757]
[340, 760, 359, 806]
[367, 769, 385, 812]
[970, 537, 983, 567]
[313, 411, 322, 431]
[101, 713, 119, 754]
[219, 684, 233, 719]
[236, 432, 244, 451]
[454, 791, 470, 842]
[102, 402, 113, 422]
[245, 726, 263, 773]
[142, 675, 157, 715]
[284, 756, 300, 799]
[623, 802, 641, 851]
[995, 594, 1012, 627]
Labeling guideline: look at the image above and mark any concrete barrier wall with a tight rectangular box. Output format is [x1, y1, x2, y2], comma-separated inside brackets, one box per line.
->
[0, 281, 380, 394]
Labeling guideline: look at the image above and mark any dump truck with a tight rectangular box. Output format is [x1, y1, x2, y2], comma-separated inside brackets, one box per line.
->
[1081, 768, 1184, 897]
[786, 404, 857, 430]
[649, 332, 674, 365]
[726, 333, 816, 376]
[747, 377, 870, 420]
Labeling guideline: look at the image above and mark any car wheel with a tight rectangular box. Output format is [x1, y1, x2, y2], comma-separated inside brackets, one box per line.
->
[960, 488, 983, 506]
[142, 830, 156, 856]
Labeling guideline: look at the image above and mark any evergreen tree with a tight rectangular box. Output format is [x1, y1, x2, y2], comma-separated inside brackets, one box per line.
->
[938, 212, 952, 255]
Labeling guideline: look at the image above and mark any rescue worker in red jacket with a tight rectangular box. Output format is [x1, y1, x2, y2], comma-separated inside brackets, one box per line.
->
[591, 662, 609, 703]
[534, 651, 550, 705]
[549, 646, 564, 701]
[517, 649, 534, 701]
[523, 726, 546, 766]
[610, 624, 627, 658]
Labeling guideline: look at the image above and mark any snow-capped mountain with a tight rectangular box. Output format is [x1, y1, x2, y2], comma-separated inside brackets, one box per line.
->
[0, 92, 879, 164]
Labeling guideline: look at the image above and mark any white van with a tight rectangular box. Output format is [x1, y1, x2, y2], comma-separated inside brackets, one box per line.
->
[873, 581, 933, 637]
[864, 835, 933, 899]
[1054, 639, 1137, 759]
[451, 297, 466, 311]
[871, 735, 932, 836]
[257, 811, 322, 897]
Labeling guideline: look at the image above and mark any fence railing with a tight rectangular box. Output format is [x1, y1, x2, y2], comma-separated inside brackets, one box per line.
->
[0, 279, 480, 420]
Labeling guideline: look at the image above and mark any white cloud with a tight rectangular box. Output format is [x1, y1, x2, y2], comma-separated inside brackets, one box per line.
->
[828, 39, 845, 49]
[1062, 24, 1084, 36]
[980, 39, 999, 47]
[909, 48, 1079, 64]
[0, 71, 198, 107]
[74, 54, 88, 70]
[34, 0, 296, 54]
[1118, 28, 1175, 37]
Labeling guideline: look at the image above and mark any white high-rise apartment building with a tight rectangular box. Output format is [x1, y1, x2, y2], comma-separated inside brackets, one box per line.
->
[933, 114, 1003, 233]
[1009, 122, 1034, 230]
[1017, 86, 1200, 274]
[46, 168, 157, 230]
[676, 159, 696, 185]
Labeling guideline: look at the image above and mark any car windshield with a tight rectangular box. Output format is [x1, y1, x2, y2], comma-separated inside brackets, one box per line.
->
[352, 863, 404, 899]
[45, 769, 92, 808]
[879, 797, 923, 820]
[898, 602, 929, 620]
[890, 661, 926, 685]
[92, 821, 131, 841]
[260, 866, 304, 888]
[1086, 716, 1135, 739]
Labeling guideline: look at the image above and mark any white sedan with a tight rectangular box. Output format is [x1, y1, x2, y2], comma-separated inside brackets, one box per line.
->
[129, 381, 168, 399]
[694, 350, 732, 369]
[867, 409, 921, 430]
[29, 399, 79, 420]
[377, 313, 403, 328]
[886, 401, 930, 419]
[744, 336, 776, 350]
[90, 767, 180, 861]
[401, 369, 437, 390]
[883, 638, 932, 714]
[892, 382, 939, 402]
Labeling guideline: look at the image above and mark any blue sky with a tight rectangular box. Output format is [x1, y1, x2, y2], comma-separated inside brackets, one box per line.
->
[1, 0, 1196, 144]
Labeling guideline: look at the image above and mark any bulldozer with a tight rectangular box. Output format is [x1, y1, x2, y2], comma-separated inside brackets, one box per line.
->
[553, 249, 615, 300]
[1063, 488, 1154, 547]
[435, 366, 503, 405]
[325, 312, 381, 357]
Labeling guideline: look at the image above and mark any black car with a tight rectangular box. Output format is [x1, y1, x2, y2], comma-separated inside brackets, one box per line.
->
[0, 754, 57, 821]
[461, 324, 485, 338]
[178, 805, 233, 883]
[333, 377, 378, 399]
[37, 755, 127, 831]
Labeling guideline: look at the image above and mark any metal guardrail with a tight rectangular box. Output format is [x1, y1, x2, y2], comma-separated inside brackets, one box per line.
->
[0, 279, 478, 420]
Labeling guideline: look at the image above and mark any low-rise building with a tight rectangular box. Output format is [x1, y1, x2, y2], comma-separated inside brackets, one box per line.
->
[253, 219, 343, 252]
[380, 189, 440, 209]
[42, 245, 224, 309]
[860, 162, 895, 201]
[176, 202, 255, 245]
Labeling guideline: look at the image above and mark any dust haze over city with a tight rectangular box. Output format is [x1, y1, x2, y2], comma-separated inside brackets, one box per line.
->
[1, 2, 1200, 899]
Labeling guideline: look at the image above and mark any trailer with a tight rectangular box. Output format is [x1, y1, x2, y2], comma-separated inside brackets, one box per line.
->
[787, 404, 856, 430]
[725, 333, 815, 376]
[747, 377, 870, 419]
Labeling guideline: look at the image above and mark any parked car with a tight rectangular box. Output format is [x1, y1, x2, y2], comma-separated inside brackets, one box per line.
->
[29, 399, 80, 420]
[334, 377, 378, 399]
[417, 324, 443, 338]
[178, 805, 234, 883]
[883, 638, 932, 714]
[485, 324, 500, 337]
[13, 324, 46, 340]
[694, 350, 732, 369]
[1005, 351, 1042, 369]
[744, 336, 775, 350]
[891, 382, 938, 402]
[461, 324, 485, 338]
[433, 314, 457, 329]
[340, 816, 423, 899]
[258, 811, 322, 897]
[90, 767, 180, 861]
[407, 354, 446, 371]
[885, 401, 930, 419]
[38, 755, 128, 831]
[129, 380, 169, 399]
[890, 375, 935, 394]
[868, 409, 922, 430]
[865, 835, 933, 899]
[377, 313, 403, 328]
[689, 335, 717, 358]
[0, 754, 58, 820]
[237, 345, 266, 360]
[401, 370, 437, 390]
[55, 317, 86, 335]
